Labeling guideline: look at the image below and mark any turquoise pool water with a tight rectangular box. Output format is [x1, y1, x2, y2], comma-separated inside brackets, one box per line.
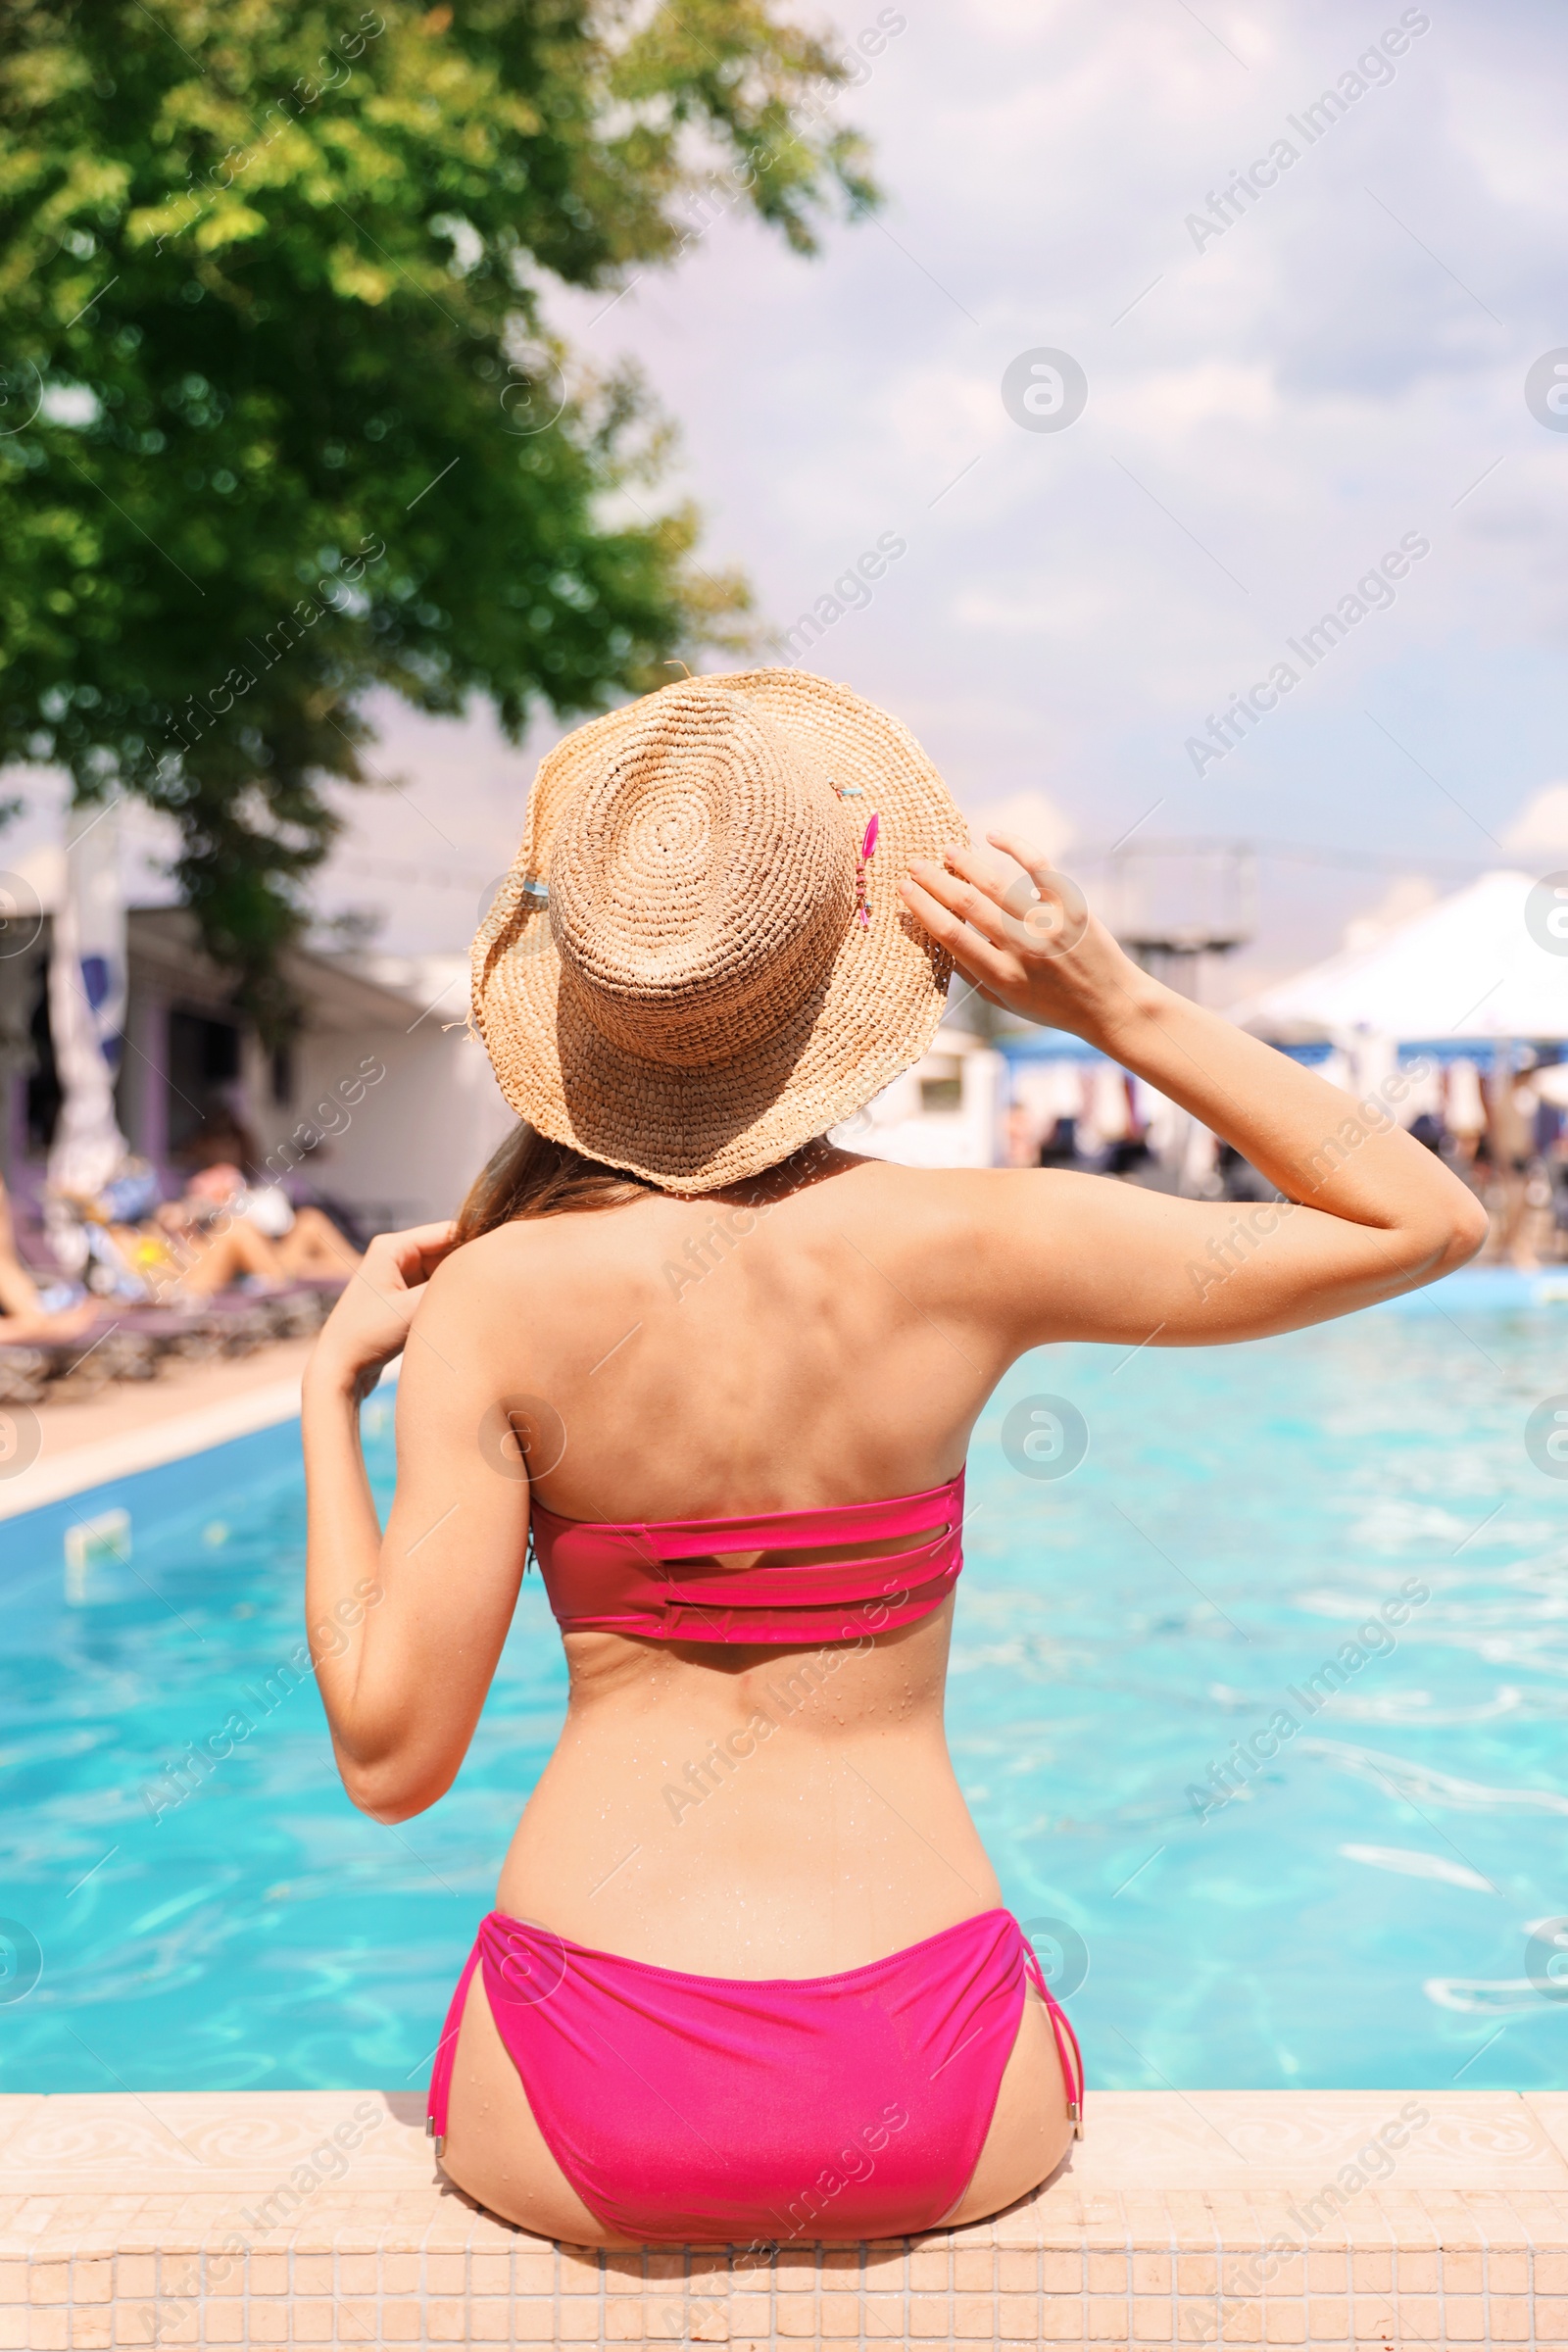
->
[3, 1277, 1566, 2094]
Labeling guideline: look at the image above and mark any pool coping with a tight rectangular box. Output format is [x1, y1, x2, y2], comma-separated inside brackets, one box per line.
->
[2, 2087, 1566, 2347]
[0, 1359, 398, 1526]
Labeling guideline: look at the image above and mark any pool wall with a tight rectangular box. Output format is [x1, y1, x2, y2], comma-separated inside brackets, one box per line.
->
[2, 2084, 1566, 2348]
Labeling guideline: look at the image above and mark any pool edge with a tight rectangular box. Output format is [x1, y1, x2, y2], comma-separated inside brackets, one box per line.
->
[2, 2085, 1566, 2347]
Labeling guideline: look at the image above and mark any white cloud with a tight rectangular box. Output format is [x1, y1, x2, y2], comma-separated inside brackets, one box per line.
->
[1501, 781, 1568, 856]
[959, 787, 1076, 861]
[1340, 874, 1439, 955]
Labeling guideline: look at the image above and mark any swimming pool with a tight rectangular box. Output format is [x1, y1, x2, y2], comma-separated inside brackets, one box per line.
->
[4, 1277, 1566, 2095]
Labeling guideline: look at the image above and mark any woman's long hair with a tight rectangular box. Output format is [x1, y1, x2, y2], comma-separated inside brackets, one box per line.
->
[454, 1122, 655, 1241]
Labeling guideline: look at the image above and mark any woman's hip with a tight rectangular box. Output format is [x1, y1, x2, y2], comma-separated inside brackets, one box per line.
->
[431, 1905, 1083, 2246]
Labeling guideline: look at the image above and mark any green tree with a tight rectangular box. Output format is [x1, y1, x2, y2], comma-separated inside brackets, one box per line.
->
[0, 0, 875, 1030]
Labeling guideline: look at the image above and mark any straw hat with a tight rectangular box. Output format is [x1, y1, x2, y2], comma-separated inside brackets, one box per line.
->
[470, 669, 966, 1194]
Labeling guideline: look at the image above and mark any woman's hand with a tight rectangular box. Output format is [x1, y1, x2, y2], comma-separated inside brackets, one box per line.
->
[900, 831, 1153, 1048]
[309, 1221, 459, 1400]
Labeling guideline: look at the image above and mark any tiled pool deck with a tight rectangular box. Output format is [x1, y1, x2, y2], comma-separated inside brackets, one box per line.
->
[2, 2088, 1566, 2347]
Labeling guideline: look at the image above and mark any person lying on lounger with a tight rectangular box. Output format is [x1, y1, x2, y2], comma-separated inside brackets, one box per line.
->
[0, 1175, 98, 1342]
[113, 1165, 363, 1300]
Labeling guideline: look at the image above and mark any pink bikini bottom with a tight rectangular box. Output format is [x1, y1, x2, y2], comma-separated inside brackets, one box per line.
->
[426, 1907, 1084, 2244]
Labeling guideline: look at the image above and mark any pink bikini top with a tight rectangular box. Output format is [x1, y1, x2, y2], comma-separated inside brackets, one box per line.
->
[528, 1471, 965, 1645]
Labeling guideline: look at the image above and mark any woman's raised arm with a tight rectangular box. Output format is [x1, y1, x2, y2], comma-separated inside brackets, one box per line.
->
[302, 1224, 531, 1822]
[901, 834, 1489, 1348]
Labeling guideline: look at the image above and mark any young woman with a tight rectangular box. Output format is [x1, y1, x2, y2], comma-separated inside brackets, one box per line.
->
[302, 672, 1484, 2249]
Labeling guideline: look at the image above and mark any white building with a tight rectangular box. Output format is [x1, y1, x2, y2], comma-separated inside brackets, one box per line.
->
[0, 903, 514, 1231]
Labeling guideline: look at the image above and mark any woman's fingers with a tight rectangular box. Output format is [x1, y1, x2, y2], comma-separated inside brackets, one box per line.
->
[934, 839, 1028, 939]
[906, 852, 1018, 954]
[985, 830, 1057, 891]
[982, 831, 1091, 958]
[368, 1221, 458, 1290]
[899, 866, 1018, 989]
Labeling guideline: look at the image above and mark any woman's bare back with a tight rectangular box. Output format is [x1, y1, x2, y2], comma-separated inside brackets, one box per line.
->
[414, 1153, 1070, 2236]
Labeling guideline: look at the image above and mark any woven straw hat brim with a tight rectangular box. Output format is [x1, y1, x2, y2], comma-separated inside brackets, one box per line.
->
[471, 669, 966, 1195]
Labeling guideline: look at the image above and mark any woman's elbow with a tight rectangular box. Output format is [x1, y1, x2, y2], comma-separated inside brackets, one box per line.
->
[1439, 1190, 1491, 1271]
[336, 1747, 455, 1823]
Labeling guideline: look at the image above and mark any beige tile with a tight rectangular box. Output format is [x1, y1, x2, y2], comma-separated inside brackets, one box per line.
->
[1045, 2300, 1096, 2341]
[462, 2298, 511, 2343]
[1346, 2245, 1392, 2292]
[557, 2301, 608, 2343]
[424, 2250, 467, 2295]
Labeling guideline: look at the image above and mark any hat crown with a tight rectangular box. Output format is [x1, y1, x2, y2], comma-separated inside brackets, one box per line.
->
[549, 688, 855, 1070]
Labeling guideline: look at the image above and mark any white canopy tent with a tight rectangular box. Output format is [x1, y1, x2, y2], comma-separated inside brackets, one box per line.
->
[1233, 870, 1568, 1045]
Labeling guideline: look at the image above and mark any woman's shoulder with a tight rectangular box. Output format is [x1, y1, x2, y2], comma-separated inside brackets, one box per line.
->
[416, 1214, 579, 1312]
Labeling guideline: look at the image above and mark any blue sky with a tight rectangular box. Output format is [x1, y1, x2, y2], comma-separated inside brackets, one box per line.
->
[9, 0, 1568, 995]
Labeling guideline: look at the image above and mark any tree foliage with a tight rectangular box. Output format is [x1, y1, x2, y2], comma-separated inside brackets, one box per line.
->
[0, 0, 874, 1030]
